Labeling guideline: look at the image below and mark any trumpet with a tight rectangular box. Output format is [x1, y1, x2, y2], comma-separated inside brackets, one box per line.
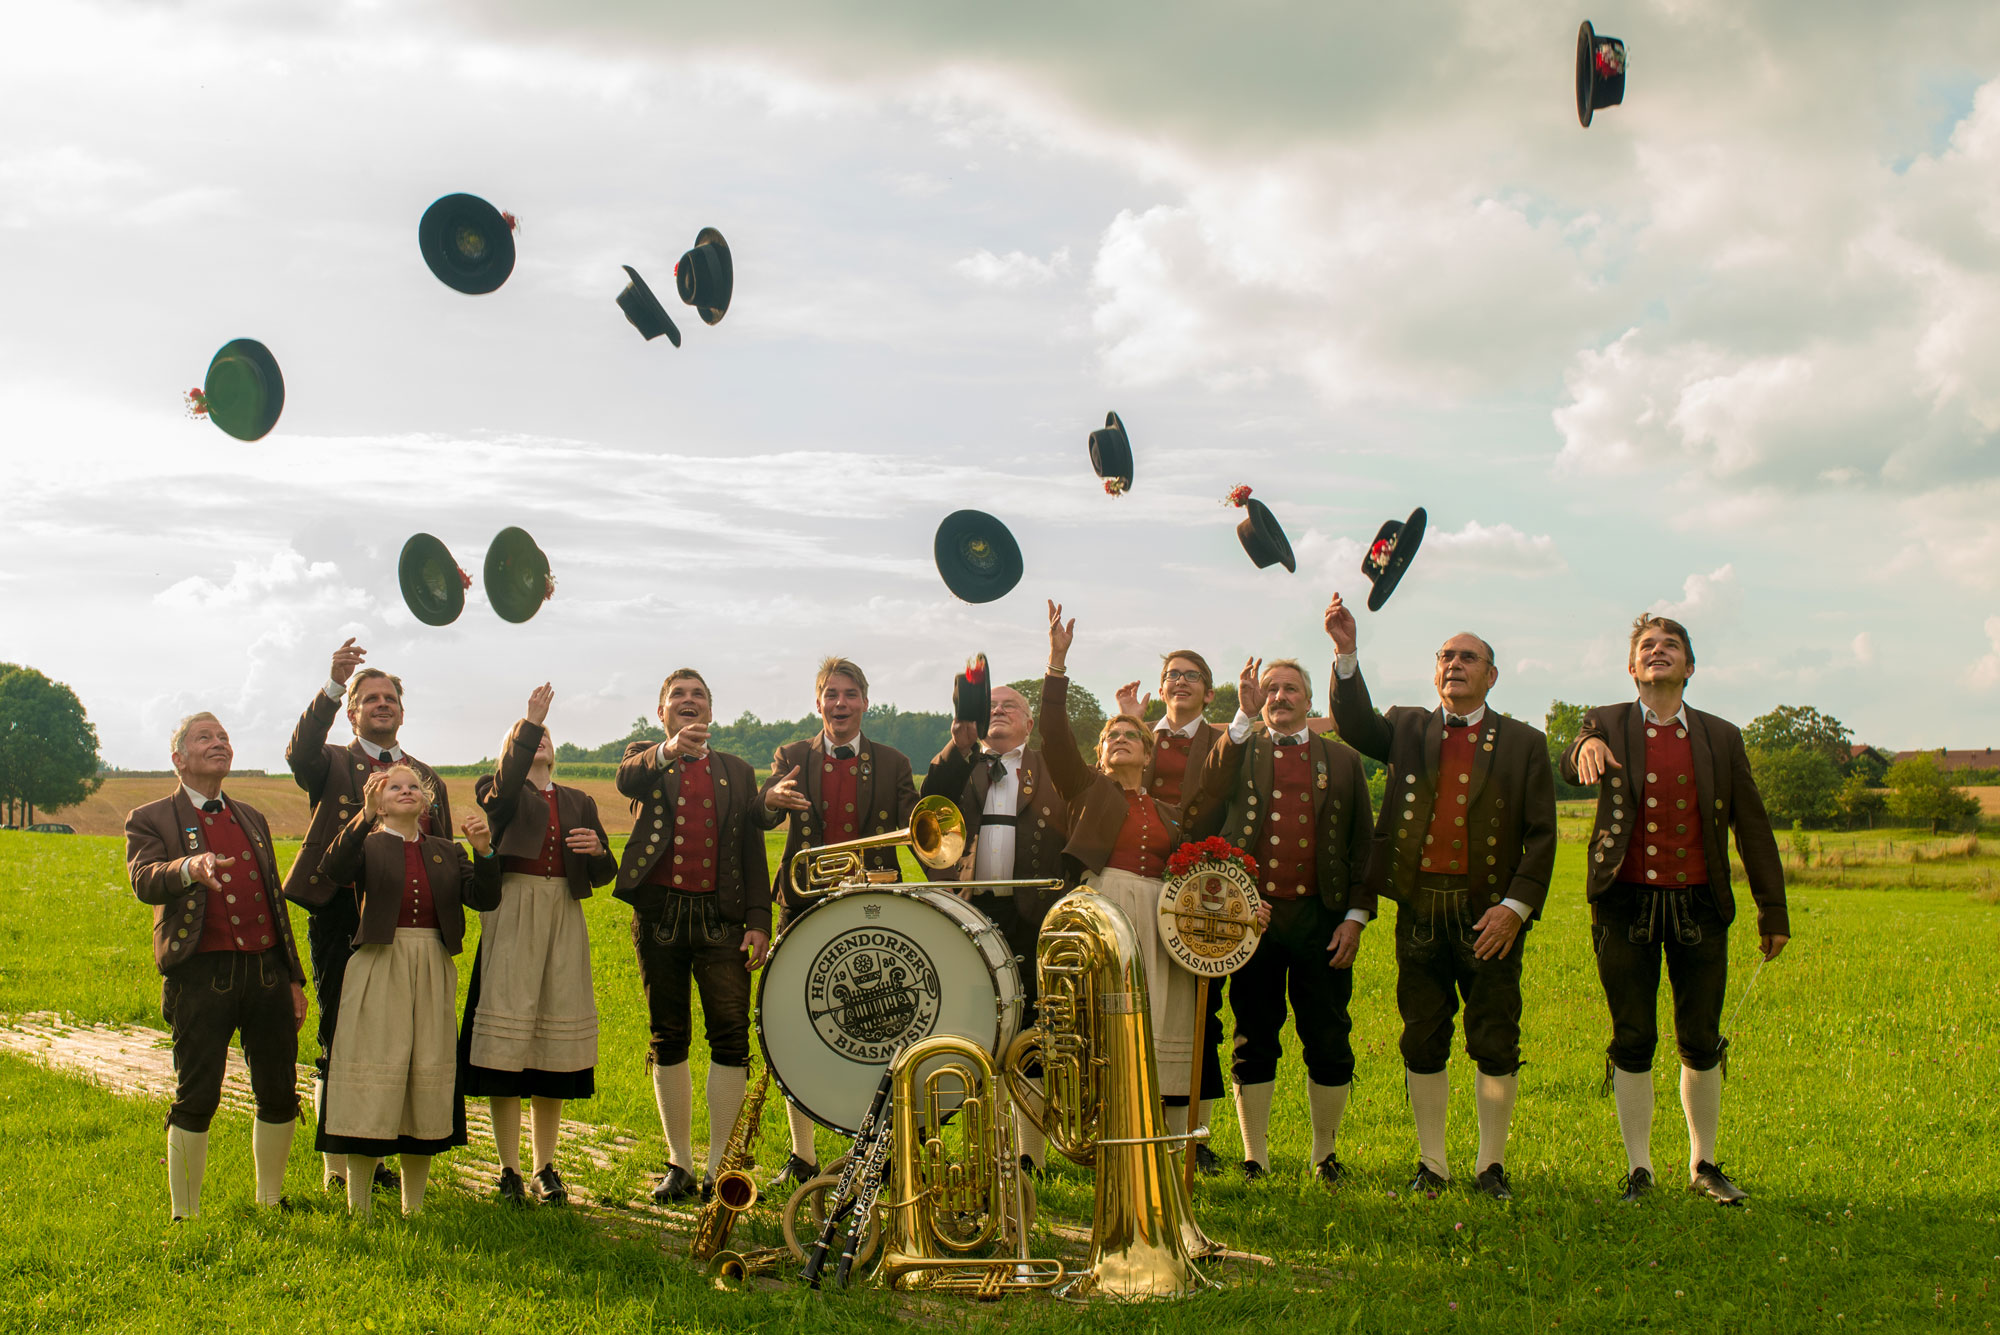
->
[790, 793, 966, 899]
[690, 1061, 771, 1266]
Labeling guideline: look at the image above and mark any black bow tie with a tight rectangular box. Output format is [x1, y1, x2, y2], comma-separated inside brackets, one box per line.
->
[985, 754, 1009, 782]
[201, 799, 223, 813]
[832, 745, 855, 760]
[1445, 714, 1473, 728]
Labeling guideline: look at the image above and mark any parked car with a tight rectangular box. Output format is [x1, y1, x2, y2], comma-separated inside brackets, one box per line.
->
[25, 823, 75, 835]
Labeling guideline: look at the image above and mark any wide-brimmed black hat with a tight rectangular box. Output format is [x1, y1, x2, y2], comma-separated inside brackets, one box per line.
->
[954, 654, 992, 739]
[399, 533, 467, 627]
[419, 193, 516, 295]
[934, 510, 1023, 604]
[1225, 487, 1295, 573]
[1576, 21, 1627, 128]
[1362, 506, 1427, 611]
[201, 339, 285, 442]
[1089, 411, 1133, 495]
[484, 526, 553, 624]
[617, 266, 682, 346]
[675, 227, 733, 325]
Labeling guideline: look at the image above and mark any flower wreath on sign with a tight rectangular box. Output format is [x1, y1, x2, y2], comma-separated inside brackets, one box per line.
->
[1165, 835, 1258, 884]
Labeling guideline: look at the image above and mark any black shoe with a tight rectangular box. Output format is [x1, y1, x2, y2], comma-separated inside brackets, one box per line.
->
[1409, 1163, 1448, 1195]
[1619, 1167, 1653, 1203]
[700, 1178, 715, 1205]
[1475, 1164, 1513, 1201]
[531, 1165, 569, 1206]
[1194, 1143, 1223, 1177]
[372, 1161, 400, 1192]
[767, 1153, 818, 1190]
[326, 1175, 346, 1196]
[652, 1164, 699, 1204]
[275, 1197, 293, 1214]
[1315, 1153, 1346, 1186]
[1690, 1160, 1747, 1205]
[1241, 1159, 1266, 1182]
[496, 1168, 527, 1204]
[1018, 1154, 1046, 1181]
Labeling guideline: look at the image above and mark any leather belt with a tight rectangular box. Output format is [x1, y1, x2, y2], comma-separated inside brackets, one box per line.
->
[979, 813, 1019, 827]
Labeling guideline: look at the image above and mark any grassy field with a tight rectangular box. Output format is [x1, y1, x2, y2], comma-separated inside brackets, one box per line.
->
[2, 826, 1997, 1332]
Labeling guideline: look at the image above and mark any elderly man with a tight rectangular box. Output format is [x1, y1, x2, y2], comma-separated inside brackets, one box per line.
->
[921, 681, 1071, 1171]
[285, 639, 453, 1194]
[1562, 615, 1788, 1205]
[126, 712, 308, 1219]
[1325, 593, 1556, 1200]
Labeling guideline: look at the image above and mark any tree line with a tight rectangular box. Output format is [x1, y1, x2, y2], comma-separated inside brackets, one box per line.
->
[0, 664, 103, 827]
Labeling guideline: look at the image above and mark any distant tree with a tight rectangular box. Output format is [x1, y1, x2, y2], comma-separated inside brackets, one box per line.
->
[1747, 746, 1841, 828]
[0, 666, 104, 825]
[1543, 700, 1593, 799]
[1205, 683, 1239, 725]
[1884, 754, 1981, 832]
[1834, 772, 1887, 829]
[1011, 677, 1107, 761]
[1744, 706, 1854, 770]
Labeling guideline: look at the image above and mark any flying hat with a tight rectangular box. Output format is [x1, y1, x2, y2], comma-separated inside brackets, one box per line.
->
[188, 339, 285, 442]
[1362, 506, 1427, 611]
[954, 654, 992, 739]
[675, 227, 732, 325]
[1089, 411, 1133, 496]
[616, 266, 682, 346]
[419, 193, 517, 294]
[484, 526, 554, 624]
[399, 534, 470, 627]
[1223, 485, 1295, 573]
[1575, 21, 1627, 128]
[933, 510, 1023, 604]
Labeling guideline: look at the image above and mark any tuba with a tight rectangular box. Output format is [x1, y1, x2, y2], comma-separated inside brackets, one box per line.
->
[690, 1060, 771, 1266]
[789, 793, 966, 899]
[1004, 891, 1214, 1300]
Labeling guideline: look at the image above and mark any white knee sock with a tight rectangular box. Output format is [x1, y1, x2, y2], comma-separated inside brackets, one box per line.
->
[400, 1153, 432, 1215]
[345, 1155, 377, 1216]
[653, 1062, 695, 1172]
[1407, 1069, 1450, 1179]
[251, 1117, 294, 1206]
[166, 1126, 208, 1220]
[530, 1097, 563, 1174]
[1233, 1080, 1274, 1167]
[704, 1064, 749, 1180]
[490, 1096, 523, 1174]
[316, 1076, 341, 1185]
[1612, 1067, 1655, 1175]
[787, 1101, 819, 1166]
[1017, 1118, 1046, 1170]
[1308, 1081, 1351, 1164]
[1474, 1072, 1517, 1173]
[1681, 1064, 1722, 1174]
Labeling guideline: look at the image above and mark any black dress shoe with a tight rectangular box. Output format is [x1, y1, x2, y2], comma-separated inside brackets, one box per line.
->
[496, 1167, 527, 1203]
[1241, 1159, 1266, 1182]
[653, 1164, 699, 1204]
[767, 1153, 818, 1190]
[1019, 1154, 1046, 1181]
[1690, 1160, 1747, 1204]
[1474, 1164, 1514, 1201]
[275, 1197, 293, 1214]
[532, 1165, 569, 1206]
[1619, 1167, 1653, 1203]
[326, 1175, 347, 1196]
[700, 1178, 715, 1205]
[1409, 1163, 1448, 1195]
[1315, 1153, 1346, 1186]
[372, 1161, 401, 1192]
[1194, 1143, 1223, 1177]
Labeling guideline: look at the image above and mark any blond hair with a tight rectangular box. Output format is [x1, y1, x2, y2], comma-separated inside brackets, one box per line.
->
[1095, 713, 1157, 773]
[815, 656, 869, 698]
[362, 762, 435, 816]
[170, 712, 222, 757]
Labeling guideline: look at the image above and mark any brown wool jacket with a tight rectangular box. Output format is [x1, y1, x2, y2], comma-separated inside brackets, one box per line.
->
[614, 740, 773, 934]
[282, 689, 453, 909]
[757, 733, 919, 916]
[920, 741, 1071, 925]
[1560, 701, 1790, 938]
[476, 719, 617, 899]
[306, 814, 502, 953]
[1328, 662, 1558, 917]
[126, 788, 304, 981]
[1039, 673, 1181, 880]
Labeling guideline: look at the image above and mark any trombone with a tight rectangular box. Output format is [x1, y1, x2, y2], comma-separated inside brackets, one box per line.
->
[790, 793, 966, 898]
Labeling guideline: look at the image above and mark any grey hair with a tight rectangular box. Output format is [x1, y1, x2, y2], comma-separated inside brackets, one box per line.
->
[171, 712, 223, 757]
[1261, 658, 1313, 699]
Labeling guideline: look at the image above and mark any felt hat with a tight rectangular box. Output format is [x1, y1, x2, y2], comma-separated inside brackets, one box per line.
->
[1362, 506, 1427, 611]
[934, 510, 1023, 604]
[954, 654, 992, 739]
[617, 266, 682, 346]
[199, 339, 285, 442]
[419, 193, 516, 295]
[1224, 486, 1295, 573]
[675, 227, 732, 325]
[1089, 411, 1134, 495]
[1575, 21, 1627, 128]
[398, 533, 468, 628]
[484, 526, 554, 624]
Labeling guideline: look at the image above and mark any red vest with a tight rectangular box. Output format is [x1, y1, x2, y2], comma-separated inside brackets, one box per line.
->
[1147, 732, 1196, 807]
[650, 754, 719, 893]
[1258, 742, 1317, 900]
[504, 788, 566, 879]
[1616, 718, 1708, 887]
[398, 839, 439, 930]
[195, 801, 277, 954]
[1106, 789, 1168, 880]
[1420, 723, 1481, 875]
[819, 750, 863, 842]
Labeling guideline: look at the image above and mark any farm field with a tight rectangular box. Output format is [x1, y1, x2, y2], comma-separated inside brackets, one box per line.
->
[1, 828, 1996, 1332]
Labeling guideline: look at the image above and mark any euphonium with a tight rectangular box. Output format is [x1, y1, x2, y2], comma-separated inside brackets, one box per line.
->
[1003, 891, 1213, 1300]
[690, 1062, 771, 1265]
[790, 793, 966, 898]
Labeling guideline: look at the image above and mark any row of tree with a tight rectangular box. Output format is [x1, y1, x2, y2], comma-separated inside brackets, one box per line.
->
[0, 665, 103, 827]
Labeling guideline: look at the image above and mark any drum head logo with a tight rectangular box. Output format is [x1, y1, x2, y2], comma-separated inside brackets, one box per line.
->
[805, 928, 942, 1061]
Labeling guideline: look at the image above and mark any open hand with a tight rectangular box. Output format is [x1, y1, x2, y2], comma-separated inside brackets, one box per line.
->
[1471, 904, 1523, 960]
[186, 852, 237, 890]
[1047, 600, 1075, 669]
[526, 682, 554, 727]
[742, 930, 771, 970]
[1574, 737, 1621, 786]
[764, 763, 811, 813]
[1324, 594, 1357, 655]
[1114, 681, 1153, 719]
[330, 638, 367, 685]
[1326, 919, 1363, 969]
[565, 827, 604, 856]
[461, 812, 493, 857]
[1237, 657, 1266, 717]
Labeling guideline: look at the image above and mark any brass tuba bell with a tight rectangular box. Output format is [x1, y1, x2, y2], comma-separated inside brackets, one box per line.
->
[790, 793, 966, 898]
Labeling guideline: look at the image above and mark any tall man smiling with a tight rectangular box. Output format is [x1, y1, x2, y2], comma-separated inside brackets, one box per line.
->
[1325, 594, 1556, 1200]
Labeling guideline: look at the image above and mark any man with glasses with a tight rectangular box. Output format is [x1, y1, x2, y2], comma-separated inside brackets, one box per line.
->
[1324, 594, 1556, 1200]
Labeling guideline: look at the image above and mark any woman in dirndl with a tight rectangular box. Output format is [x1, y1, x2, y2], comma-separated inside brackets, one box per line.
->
[460, 684, 616, 1206]
[316, 763, 499, 1217]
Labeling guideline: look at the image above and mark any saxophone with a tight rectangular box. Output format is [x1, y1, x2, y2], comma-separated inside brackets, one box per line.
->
[690, 1061, 771, 1266]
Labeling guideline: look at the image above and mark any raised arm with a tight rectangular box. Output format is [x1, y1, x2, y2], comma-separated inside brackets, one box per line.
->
[616, 737, 669, 800]
[1180, 733, 1248, 841]
[1322, 593, 1394, 762]
[921, 733, 979, 806]
[288, 639, 367, 798]
[485, 714, 543, 837]
[1038, 600, 1096, 801]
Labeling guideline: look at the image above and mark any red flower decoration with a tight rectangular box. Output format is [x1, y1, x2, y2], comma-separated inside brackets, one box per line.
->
[456, 566, 472, 591]
[1223, 485, 1253, 508]
[500, 210, 519, 232]
[183, 388, 209, 419]
[1103, 478, 1129, 497]
[1593, 45, 1624, 78]
[963, 654, 987, 685]
[1166, 835, 1259, 882]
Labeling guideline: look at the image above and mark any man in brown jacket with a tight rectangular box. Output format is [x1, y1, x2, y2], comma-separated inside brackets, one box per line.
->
[285, 638, 453, 1193]
[1562, 614, 1788, 1205]
[126, 712, 307, 1219]
[1326, 593, 1557, 1201]
[757, 654, 918, 1184]
[615, 668, 772, 1204]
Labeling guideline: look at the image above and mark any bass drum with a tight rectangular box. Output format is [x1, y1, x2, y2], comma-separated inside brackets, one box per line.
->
[757, 886, 1023, 1135]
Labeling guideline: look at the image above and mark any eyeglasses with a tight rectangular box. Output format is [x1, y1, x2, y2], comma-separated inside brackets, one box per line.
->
[1436, 650, 1488, 665]
[1161, 669, 1206, 685]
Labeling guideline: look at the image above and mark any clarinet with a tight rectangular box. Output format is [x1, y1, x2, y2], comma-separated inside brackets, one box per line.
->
[800, 1048, 902, 1290]
[832, 1122, 895, 1289]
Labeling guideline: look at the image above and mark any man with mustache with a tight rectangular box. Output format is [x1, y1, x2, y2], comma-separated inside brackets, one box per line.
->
[616, 668, 772, 1204]
[1562, 615, 1788, 1205]
[285, 639, 453, 1195]
[1325, 593, 1556, 1200]
[757, 655, 919, 1187]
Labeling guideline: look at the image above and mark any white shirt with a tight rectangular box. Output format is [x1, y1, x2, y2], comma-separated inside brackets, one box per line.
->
[356, 736, 405, 763]
[820, 731, 865, 757]
[1155, 715, 1204, 739]
[972, 746, 1025, 883]
[1222, 711, 1368, 925]
[178, 784, 226, 884]
[1641, 701, 1689, 728]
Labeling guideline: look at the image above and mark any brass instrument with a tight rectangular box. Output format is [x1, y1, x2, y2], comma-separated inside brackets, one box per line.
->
[1004, 892, 1215, 1300]
[878, 1035, 1065, 1296]
[690, 1061, 771, 1266]
[789, 793, 966, 898]
[711, 1246, 790, 1282]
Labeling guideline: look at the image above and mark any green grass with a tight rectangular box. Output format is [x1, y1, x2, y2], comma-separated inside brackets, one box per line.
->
[2, 830, 1998, 1332]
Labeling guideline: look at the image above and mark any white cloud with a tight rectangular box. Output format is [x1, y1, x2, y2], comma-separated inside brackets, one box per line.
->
[1852, 631, 1876, 666]
[1423, 521, 1566, 577]
[952, 246, 1070, 287]
[1968, 616, 2000, 690]
[1651, 565, 1740, 622]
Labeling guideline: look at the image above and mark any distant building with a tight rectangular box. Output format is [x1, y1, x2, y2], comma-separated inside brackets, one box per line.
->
[1890, 747, 2000, 773]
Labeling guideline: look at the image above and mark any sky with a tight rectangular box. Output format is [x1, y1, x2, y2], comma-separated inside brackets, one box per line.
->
[6, 0, 2000, 771]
